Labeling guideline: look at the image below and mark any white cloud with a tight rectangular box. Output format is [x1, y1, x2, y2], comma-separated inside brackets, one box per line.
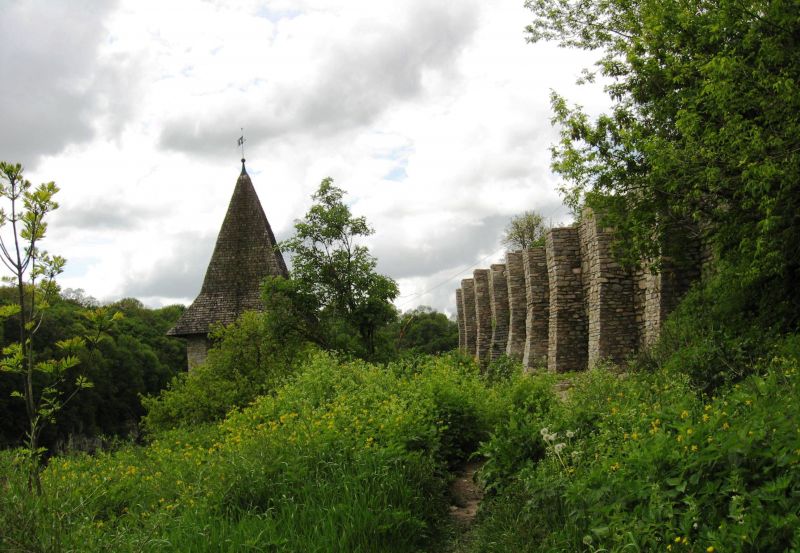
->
[3, 0, 609, 314]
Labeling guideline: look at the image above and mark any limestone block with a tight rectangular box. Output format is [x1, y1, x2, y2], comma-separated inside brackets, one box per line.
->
[461, 278, 477, 356]
[546, 227, 587, 373]
[473, 269, 492, 366]
[522, 247, 549, 370]
[579, 211, 637, 368]
[456, 288, 466, 352]
[505, 252, 527, 361]
[489, 264, 510, 362]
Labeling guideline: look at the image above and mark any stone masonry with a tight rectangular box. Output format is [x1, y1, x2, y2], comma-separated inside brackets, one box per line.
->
[522, 247, 549, 370]
[504, 252, 527, 361]
[489, 264, 510, 362]
[456, 288, 465, 352]
[636, 257, 700, 348]
[461, 278, 477, 356]
[579, 211, 638, 367]
[546, 228, 587, 373]
[454, 212, 701, 374]
[473, 269, 492, 366]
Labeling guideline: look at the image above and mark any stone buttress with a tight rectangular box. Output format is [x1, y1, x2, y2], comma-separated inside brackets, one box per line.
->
[504, 252, 527, 361]
[489, 264, 510, 361]
[473, 269, 492, 366]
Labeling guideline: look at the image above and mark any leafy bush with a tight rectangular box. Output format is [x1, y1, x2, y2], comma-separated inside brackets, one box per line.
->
[141, 311, 309, 432]
[644, 260, 778, 393]
[467, 354, 800, 552]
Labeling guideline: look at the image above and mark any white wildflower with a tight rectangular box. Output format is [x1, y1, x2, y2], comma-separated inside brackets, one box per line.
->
[554, 443, 566, 453]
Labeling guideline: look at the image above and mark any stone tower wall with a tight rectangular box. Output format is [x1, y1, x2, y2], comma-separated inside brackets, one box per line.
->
[473, 269, 492, 365]
[522, 247, 549, 370]
[489, 264, 510, 361]
[186, 336, 209, 371]
[456, 288, 465, 352]
[504, 252, 527, 361]
[461, 278, 477, 356]
[546, 228, 587, 373]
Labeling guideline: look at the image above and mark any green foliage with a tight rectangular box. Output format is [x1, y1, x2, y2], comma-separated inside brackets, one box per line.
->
[0, 161, 84, 491]
[642, 259, 786, 393]
[464, 353, 800, 552]
[527, 0, 800, 326]
[0, 293, 186, 449]
[387, 305, 459, 357]
[141, 311, 309, 433]
[280, 178, 399, 359]
[2, 352, 514, 552]
[502, 210, 550, 250]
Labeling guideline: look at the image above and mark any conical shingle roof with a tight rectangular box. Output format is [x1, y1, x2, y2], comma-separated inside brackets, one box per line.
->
[168, 160, 289, 337]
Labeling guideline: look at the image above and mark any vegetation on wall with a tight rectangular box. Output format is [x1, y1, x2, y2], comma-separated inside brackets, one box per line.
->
[527, 0, 800, 328]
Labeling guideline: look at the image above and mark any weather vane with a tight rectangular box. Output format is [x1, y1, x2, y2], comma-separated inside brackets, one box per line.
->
[237, 128, 246, 160]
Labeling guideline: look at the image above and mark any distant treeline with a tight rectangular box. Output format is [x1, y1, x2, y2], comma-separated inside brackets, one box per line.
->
[0, 288, 186, 449]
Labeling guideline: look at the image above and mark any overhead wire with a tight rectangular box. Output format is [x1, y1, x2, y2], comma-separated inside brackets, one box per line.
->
[395, 245, 506, 310]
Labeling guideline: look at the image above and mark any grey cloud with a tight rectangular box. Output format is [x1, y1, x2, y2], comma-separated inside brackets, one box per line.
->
[373, 197, 570, 281]
[122, 231, 215, 299]
[373, 213, 508, 280]
[159, 1, 480, 155]
[122, 223, 293, 301]
[54, 200, 167, 232]
[0, 0, 138, 166]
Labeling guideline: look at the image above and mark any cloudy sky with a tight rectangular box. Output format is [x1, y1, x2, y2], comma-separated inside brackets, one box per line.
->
[1, 0, 608, 315]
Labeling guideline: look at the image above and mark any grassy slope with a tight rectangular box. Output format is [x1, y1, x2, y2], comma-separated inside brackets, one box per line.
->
[1, 352, 534, 552]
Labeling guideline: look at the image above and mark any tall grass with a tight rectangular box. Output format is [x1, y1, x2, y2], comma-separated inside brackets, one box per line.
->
[1, 352, 524, 552]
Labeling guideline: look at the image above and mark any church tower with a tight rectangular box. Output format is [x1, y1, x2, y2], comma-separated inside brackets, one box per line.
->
[168, 159, 289, 369]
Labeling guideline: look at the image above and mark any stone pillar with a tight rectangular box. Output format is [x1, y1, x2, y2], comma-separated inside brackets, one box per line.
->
[636, 258, 700, 348]
[579, 212, 637, 367]
[461, 278, 477, 356]
[473, 269, 492, 366]
[505, 251, 527, 361]
[522, 247, 549, 370]
[635, 221, 703, 349]
[186, 335, 209, 370]
[546, 228, 587, 373]
[489, 264, 509, 362]
[456, 288, 465, 352]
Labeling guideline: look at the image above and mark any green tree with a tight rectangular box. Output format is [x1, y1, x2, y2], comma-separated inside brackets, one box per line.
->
[502, 211, 550, 250]
[526, 0, 800, 323]
[0, 162, 89, 492]
[391, 306, 459, 356]
[280, 178, 399, 359]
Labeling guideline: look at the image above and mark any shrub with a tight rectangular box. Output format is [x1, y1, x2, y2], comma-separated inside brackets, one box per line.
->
[468, 354, 800, 552]
[141, 311, 309, 432]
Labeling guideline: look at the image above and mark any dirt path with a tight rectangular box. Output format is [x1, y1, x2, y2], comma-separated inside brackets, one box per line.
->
[448, 459, 484, 528]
